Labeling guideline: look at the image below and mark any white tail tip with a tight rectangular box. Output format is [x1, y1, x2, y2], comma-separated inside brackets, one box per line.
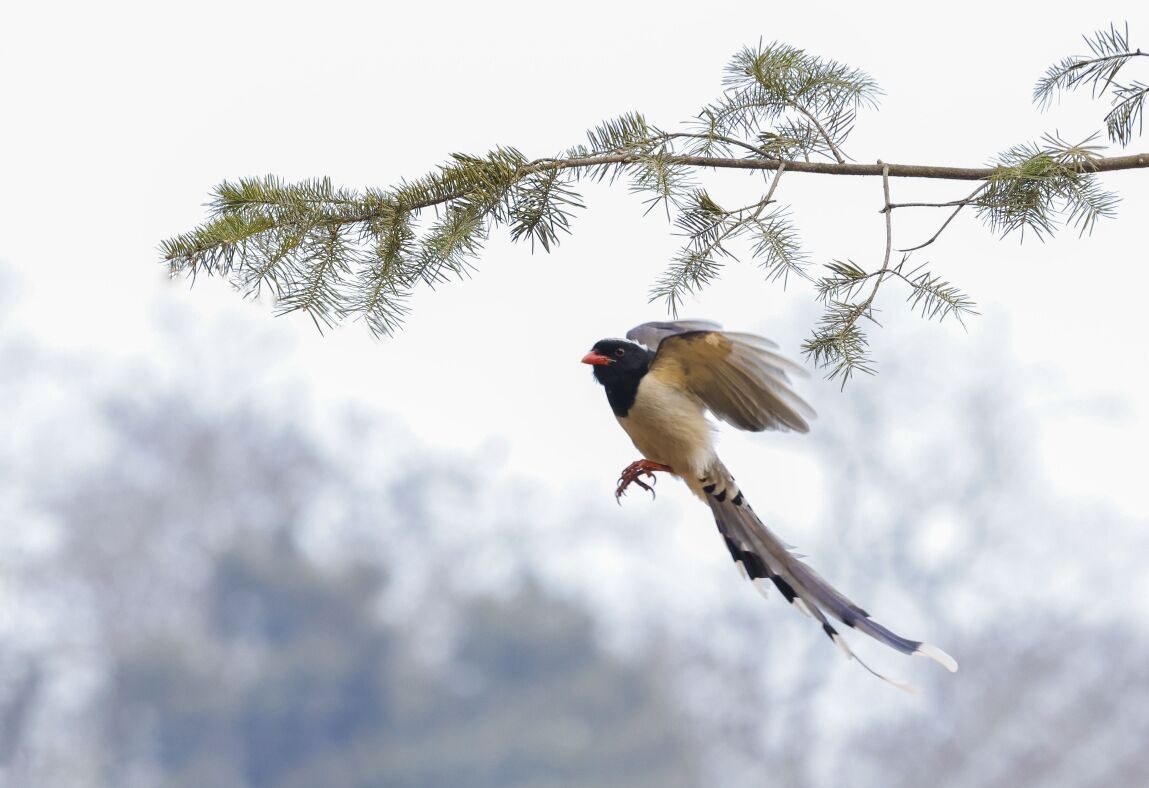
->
[915, 643, 958, 672]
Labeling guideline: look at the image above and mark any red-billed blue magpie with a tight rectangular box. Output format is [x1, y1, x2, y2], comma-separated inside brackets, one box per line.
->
[583, 320, 957, 688]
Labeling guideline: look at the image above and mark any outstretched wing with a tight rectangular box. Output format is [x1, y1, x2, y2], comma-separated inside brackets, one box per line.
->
[626, 319, 724, 350]
[627, 320, 814, 433]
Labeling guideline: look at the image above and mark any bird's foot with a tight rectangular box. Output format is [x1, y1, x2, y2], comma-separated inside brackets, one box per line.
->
[615, 460, 673, 503]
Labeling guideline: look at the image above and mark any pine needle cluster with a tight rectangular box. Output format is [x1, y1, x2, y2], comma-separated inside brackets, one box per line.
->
[978, 133, 1119, 240]
[1034, 23, 1148, 146]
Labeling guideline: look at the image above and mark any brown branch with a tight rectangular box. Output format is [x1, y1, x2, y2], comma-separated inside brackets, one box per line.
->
[166, 149, 1148, 270]
[761, 160, 788, 204]
[324, 151, 1149, 223]
[884, 199, 977, 210]
[316, 151, 1139, 246]
[523, 151, 1149, 184]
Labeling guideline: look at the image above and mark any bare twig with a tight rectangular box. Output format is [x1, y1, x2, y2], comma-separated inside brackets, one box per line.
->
[834, 163, 895, 338]
[879, 163, 894, 271]
[884, 199, 979, 210]
[897, 183, 990, 252]
[762, 160, 788, 204]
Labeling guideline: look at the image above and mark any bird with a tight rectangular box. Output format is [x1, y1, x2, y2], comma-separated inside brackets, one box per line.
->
[582, 319, 957, 688]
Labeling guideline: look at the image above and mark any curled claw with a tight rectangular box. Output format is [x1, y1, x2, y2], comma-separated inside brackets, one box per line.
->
[614, 460, 673, 504]
[617, 471, 656, 501]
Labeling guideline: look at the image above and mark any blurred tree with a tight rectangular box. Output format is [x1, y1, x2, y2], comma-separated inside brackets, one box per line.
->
[5, 274, 1149, 788]
[104, 532, 699, 788]
[0, 662, 40, 769]
[2, 377, 699, 787]
[846, 618, 1149, 788]
[654, 339, 1149, 787]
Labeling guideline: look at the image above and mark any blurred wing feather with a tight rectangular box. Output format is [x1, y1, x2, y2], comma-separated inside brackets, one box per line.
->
[644, 328, 815, 433]
[626, 320, 725, 350]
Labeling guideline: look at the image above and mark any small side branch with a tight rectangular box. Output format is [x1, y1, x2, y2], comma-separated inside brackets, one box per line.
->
[897, 183, 989, 252]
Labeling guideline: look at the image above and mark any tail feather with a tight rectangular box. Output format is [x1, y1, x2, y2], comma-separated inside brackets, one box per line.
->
[701, 462, 957, 687]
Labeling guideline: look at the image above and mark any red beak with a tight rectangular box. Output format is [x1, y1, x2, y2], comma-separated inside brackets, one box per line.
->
[581, 351, 612, 366]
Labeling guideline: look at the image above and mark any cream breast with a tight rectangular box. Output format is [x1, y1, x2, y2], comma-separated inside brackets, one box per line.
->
[616, 373, 716, 481]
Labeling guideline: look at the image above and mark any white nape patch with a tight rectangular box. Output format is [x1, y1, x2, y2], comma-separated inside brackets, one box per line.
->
[752, 578, 771, 599]
[915, 643, 959, 673]
[792, 596, 815, 619]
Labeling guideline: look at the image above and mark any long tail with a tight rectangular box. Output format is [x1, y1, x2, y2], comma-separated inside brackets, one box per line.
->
[698, 462, 957, 689]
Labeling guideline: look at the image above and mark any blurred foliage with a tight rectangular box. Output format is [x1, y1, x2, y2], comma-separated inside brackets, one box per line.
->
[0, 366, 698, 788]
[4, 298, 1149, 787]
[850, 617, 1149, 788]
[104, 533, 698, 788]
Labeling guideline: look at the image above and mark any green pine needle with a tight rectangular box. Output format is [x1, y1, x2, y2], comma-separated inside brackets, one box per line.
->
[161, 26, 1138, 387]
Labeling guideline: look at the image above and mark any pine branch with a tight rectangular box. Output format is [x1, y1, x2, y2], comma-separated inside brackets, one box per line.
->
[1035, 22, 1148, 146]
[1105, 82, 1148, 146]
[976, 136, 1121, 240]
[507, 169, 585, 253]
[162, 28, 1147, 385]
[651, 190, 748, 315]
[802, 164, 893, 381]
[802, 301, 876, 385]
[815, 259, 874, 303]
[901, 268, 978, 325]
[804, 166, 978, 381]
[650, 164, 805, 313]
[748, 209, 808, 285]
[354, 214, 415, 337]
[705, 42, 880, 162]
[630, 147, 696, 217]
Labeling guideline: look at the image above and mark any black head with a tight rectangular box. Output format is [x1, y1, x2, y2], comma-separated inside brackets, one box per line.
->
[581, 338, 653, 416]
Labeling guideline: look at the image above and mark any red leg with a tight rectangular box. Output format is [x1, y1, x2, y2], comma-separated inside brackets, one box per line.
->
[615, 460, 674, 503]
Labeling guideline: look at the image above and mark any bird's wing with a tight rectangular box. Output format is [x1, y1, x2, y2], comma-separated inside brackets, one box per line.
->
[701, 462, 958, 688]
[626, 319, 725, 350]
[628, 321, 814, 433]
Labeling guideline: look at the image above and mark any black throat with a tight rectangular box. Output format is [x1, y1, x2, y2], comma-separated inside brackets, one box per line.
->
[603, 373, 645, 418]
[594, 352, 653, 418]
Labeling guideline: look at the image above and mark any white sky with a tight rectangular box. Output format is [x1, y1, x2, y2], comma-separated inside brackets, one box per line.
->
[3, 0, 1147, 527]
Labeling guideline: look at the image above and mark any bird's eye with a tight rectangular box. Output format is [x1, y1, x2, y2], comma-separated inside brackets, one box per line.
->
[614, 348, 626, 357]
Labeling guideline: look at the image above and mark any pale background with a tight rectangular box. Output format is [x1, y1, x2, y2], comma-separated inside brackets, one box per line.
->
[2, 1, 1147, 785]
